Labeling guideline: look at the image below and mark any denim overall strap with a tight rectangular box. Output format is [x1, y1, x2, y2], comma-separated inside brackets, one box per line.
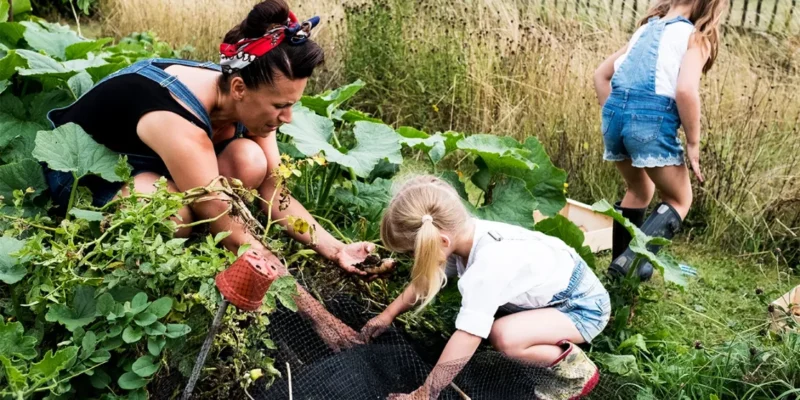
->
[545, 255, 587, 306]
[611, 17, 667, 94]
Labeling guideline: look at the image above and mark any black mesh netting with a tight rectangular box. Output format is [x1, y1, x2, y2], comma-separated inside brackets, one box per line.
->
[151, 292, 640, 400]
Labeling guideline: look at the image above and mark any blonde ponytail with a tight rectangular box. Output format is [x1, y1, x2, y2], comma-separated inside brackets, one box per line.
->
[380, 176, 471, 312]
[411, 217, 446, 310]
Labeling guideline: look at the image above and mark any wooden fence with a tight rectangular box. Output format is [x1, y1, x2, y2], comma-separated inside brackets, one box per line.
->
[543, 0, 799, 34]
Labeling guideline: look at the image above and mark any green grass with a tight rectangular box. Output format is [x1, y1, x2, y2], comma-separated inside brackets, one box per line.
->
[589, 242, 800, 399]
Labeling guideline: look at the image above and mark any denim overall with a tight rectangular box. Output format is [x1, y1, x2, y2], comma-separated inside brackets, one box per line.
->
[479, 230, 611, 343]
[601, 16, 693, 168]
[45, 58, 245, 209]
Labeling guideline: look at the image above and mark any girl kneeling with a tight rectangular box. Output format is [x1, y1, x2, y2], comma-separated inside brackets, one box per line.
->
[362, 176, 611, 399]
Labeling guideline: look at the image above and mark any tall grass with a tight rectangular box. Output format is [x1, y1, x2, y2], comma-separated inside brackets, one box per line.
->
[100, 0, 800, 264]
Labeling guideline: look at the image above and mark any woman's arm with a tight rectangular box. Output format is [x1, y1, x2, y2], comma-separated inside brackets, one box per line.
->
[252, 133, 373, 275]
[675, 34, 710, 183]
[138, 112, 275, 257]
[593, 45, 627, 106]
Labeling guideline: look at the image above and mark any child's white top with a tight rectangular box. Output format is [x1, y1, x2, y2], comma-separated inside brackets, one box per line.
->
[613, 20, 695, 99]
[445, 219, 576, 339]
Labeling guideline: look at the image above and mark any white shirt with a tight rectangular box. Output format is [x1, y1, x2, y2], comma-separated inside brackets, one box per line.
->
[613, 20, 695, 99]
[445, 219, 576, 339]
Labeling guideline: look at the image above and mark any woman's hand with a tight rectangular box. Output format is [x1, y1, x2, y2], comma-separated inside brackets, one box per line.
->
[334, 242, 376, 276]
[360, 313, 394, 343]
[387, 385, 430, 400]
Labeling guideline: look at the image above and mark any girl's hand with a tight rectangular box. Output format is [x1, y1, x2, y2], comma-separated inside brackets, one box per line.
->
[360, 313, 394, 343]
[387, 385, 430, 400]
[334, 242, 376, 276]
[313, 315, 364, 353]
[686, 142, 704, 183]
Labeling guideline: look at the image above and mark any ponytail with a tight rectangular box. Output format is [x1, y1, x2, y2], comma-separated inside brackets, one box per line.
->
[411, 217, 446, 311]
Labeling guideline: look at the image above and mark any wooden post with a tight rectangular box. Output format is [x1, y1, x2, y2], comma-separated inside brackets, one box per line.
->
[742, 0, 750, 26]
[755, 0, 763, 27]
[768, 0, 780, 31]
[726, 0, 735, 25]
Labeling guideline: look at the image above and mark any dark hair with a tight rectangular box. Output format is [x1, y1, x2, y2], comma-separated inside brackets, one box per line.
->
[219, 0, 324, 91]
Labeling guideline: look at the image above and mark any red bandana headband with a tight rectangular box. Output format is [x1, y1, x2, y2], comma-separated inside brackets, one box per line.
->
[219, 11, 320, 73]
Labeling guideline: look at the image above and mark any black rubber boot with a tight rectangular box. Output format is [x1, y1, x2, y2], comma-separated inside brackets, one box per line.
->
[608, 202, 682, 281]
[612, 201, 647, 260]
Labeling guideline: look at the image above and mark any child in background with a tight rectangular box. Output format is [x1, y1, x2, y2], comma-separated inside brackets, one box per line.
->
[593, 0, 726, 281]
[361, 176, 609, 400]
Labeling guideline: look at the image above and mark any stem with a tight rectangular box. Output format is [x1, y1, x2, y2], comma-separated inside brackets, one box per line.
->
[174, 204, 232, 229]
[68, 0, 82, 36]
[317, 164, 340, 209]
[0, 215, 60, 232]
[11, 285, 22, 320]
[32, 361, 106, 393]
[66, 172, 80, 215]
[312, 214, 352, 243]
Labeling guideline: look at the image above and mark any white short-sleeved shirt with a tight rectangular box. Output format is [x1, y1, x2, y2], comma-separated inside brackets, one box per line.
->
[445, 219, 577, 339]
[613, 21, 695, 99]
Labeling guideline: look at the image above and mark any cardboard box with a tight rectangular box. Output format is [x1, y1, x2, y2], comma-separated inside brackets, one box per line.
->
[770, 285, 800, 333]
[534, 199, 613, 253]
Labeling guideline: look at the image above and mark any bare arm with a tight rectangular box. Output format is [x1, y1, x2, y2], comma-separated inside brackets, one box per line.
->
[674, 34, 710, 182]
[252, 133, 373, 275]
[383, 284, 418, 319]
[593, 45, 627, 106]
[138, 112, 273, 256]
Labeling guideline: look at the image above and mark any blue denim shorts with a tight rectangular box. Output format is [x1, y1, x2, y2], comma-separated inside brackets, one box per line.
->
[498, 259, 611, 343]
[601, 90, 685, 168]
[552, 263, 611, 343]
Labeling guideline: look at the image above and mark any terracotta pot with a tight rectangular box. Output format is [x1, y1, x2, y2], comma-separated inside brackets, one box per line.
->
[215, 250, 279, 311]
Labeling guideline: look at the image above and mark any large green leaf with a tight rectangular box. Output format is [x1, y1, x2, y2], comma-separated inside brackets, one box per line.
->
[0, 236, 26, 284]
[0, 3, 9, 24]
[45, 285, 97, 332]
[281, 106, 402, 177]
[20, 21, 84, 60]
[29, 346, 78, 386]
[15, 49, 107, 80]
[0, 159, 48, 205]
[0, 92, 47, 149]
[592, 200, 685, 286]
[457, 134, 535, 171]
[468, 175, 537, 229]
[0, 319, 37, 360]
[457, 134, 566, 217]
[26, 89, 73, 126]
[131, 355, 159, 378]
[0, 22, 25, 48]
[301, 80, 365, 117]
[397, 127, 463, 165]
[0, 49, 24, 80]
[438, 170, 469, 201]
[535, 214, 596, 270]
[11, 0, 32, 16]
[332, 178, 392, 216]
[67, 71, 93, 99]
[65, 38, 112, 60]
[33, 123, 123, 182]
[595, 353, 639, 376]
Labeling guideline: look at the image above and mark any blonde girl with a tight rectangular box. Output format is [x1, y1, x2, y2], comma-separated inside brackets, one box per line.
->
[361, 176, 610, 400]
[593, 0, 726, 280]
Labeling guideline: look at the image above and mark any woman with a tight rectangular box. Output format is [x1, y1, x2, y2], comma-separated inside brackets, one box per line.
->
[45, 0, 375, 278]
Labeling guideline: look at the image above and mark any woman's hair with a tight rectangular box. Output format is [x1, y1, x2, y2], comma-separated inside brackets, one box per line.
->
[219, 0, 324, 91]
[380, 176, 471, 311]
[640, 0, 728, 73]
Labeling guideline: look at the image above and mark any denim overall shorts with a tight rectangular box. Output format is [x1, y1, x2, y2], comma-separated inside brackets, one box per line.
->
[487, 232, 612, 343]
[45, 58, 245, 209]
[601, 16, 693, 168]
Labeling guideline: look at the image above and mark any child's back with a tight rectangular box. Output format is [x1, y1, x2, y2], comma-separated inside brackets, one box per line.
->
[613, 17, 695, 99]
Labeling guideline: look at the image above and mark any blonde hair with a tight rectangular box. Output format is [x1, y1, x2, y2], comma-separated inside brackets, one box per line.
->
[380, 176, 471, 311]
[640, 0, 728, 73]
